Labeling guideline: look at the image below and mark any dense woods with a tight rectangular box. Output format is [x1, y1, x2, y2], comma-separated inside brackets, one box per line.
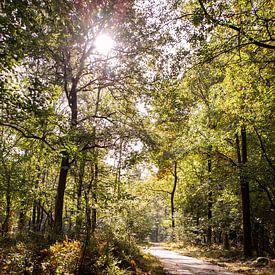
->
[0, 0, 274, 273]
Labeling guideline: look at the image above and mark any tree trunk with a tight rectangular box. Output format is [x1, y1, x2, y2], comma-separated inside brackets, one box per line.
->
[207, 191, 213, 244]
[52, 73, 78, 238]
[223, 231, 230, 250]
[207, 146, 212, 244]
[32, 201, 37, 231]
[53, 156, 70, 236]
[2, 180, 11, 235]
[171, 161, 177, 240]
[236, 127, 252, 258]
[91, 163, 98, 234]
[90, 87, 101, 234]
[115, 139, 123, 195]
[221, 199, 230, 249]
[37, 200, 42, 231]
[18, 202, 26, 231]
[32, 169, 43, 232]
[76, 159, 85, 238]
[70, 81, 78, 127]
[32, 199, 43, 232]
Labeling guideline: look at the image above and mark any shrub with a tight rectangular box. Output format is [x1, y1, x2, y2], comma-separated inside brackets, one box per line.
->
[42, 236, 81, 274]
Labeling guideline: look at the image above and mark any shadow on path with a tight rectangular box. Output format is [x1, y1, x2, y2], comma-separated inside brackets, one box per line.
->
[146, 244, 239, 275]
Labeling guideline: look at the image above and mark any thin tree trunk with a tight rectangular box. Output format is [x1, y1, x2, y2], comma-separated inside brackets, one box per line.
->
[207, 146, 212, 244]
[90, 87, 101, 234]
[171, 162, 177, 240]
[38, 202, 44, 232]
[36, 200, 42, 231]
[207, 191, 213, 244]
[76, 159, 85, 238]
[2, 179, 11, 235]
[221, 200, 230, 249]
[91, 163, 98, 234]
[115, 139, 123, 195]
[78, 188, 92, 273]
[18, 201, 26, 231]
[236, 127, 252, 258]
[32, 201, 37, 231]
[32, 198, 42, 232]
[240, 126, 252, 257]
[32, 167, 41, 231]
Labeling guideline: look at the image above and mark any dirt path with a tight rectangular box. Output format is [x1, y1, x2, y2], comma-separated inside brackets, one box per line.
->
[146, 245, 239, 275]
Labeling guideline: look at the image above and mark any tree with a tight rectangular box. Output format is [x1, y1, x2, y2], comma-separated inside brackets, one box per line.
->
[1, 0, 153, 237]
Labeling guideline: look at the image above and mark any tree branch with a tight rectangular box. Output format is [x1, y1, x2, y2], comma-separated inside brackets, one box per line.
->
[198, 0, 275, 50]
[80, 143, 112, 152]
[253, 126, 275, 173]
[0, 122, 56, 150]
[216, 151, 238, 167]
[255, 179, 275, 210]
[147, 187, 171, 195]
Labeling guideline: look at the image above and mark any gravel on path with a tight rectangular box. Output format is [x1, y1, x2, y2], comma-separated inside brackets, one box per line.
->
[146, 245, 240, 275]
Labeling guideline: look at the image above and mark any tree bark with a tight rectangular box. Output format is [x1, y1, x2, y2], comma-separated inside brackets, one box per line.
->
[70, 82, 78, 127]
[207, 146, 212, 244]
[236, 127, 252, 258]
[53, 156, 70, 236]
[171, 162, 178, 240]
[91, 163, 98, 234]
[75, 159, 85, 238]
[32, 202, 37, 231]
[53, 74, 78, 237]
[2, 179, 11, 235]
[18, 201, 26, 231]
[90, 87, 101, 234]
[115, 139, 123, 195]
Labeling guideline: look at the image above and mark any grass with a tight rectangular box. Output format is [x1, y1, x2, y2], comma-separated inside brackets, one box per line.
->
[164, 242, 275, 275]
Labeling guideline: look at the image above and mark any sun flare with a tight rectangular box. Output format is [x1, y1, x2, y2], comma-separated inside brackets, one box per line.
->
[94, 34, 115, 55]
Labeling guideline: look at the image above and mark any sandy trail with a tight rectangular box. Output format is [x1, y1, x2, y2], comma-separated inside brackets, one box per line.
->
[146, 245, 239, 275]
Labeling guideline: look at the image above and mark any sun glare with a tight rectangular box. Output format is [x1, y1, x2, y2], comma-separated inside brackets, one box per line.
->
[94, 34, 115, 55]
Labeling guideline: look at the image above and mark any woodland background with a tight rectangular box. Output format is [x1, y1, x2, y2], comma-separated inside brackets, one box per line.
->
[0, 0, 274, 273]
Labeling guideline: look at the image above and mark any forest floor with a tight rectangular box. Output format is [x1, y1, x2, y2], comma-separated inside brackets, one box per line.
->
[145, 243, 275, 275]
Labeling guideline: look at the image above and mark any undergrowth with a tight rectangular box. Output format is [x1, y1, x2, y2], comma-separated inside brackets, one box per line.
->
[0, 233, 164, 274]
